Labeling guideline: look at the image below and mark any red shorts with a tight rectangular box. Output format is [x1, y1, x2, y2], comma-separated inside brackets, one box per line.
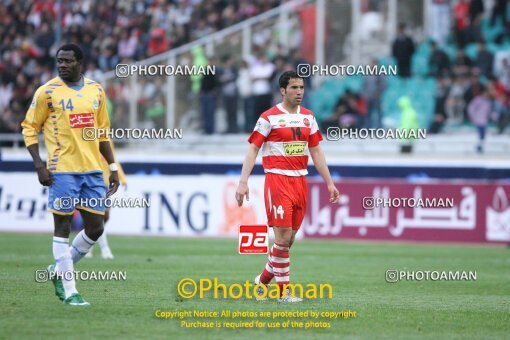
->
[264, 173, 307, 230]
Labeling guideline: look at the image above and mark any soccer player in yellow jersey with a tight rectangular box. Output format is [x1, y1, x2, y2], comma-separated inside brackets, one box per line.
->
[21, 44, 119, 306]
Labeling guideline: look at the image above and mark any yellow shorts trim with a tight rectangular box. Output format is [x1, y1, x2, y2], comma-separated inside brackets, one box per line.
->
[49, 209, 75, 216]
[76, 206, 105, 216]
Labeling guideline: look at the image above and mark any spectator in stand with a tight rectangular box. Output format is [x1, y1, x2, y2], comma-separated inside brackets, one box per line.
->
[363, 58, 387, 128]
[237, 60, 253, 133]
[148, 27, 169, 56]
[248, 50, 275, 129]
[454, 0, 471, 47]
[429, 77, 450, 133]
[323, 90, 362, 130]
[446, 76, 468, 123]
[487, 76, 510, 134]
[35, 22, 55, 54]
[495, 94, 510, 134]
[428, 0, 451, 47]
[1, 0, 284, 135]
[464, 71, 486, 122]
[0, 77, 13, 112]
[398, 96, 420, 153]
[392, 23, 415, 78]
[452, 48, 473, 77]
[354, 93, 368, 128]
[468, 89, 492, 153]
[219, 55, 239, 134]
[200, 57, 219, 135]
[117, 31, 137, 59]
[469, 0, 485, 42]
[496, 57, 510, 92]
[98, 45, 119, 72]
[429, 41, 451, 77]
[490, 0, 508, 27]
[475, 41, 494, 78]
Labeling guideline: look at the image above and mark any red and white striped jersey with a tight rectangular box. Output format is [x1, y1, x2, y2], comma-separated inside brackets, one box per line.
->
[248, 103, 323, 176]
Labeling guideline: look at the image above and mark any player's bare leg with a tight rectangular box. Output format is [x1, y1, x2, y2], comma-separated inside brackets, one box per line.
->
[289, 230, 298, 248]
[50, 214, 89, 306]
[79, 209, 104, 241]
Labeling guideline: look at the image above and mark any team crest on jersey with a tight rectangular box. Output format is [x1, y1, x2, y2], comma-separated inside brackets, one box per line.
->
[76, 93, 83, 98]
[93, 99, 99, 109]
[278, 119, 286, 127]
[303, 117, 310, 127]
[69, 113, 94, 128]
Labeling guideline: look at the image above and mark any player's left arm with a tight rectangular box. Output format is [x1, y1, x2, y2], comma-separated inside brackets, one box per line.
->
[109, 140, 128, 188]
[117, 161, 127, 187]
[309, 145, 339, 203]
[308, 115, 339, 203]
[97, 90, 119, 196]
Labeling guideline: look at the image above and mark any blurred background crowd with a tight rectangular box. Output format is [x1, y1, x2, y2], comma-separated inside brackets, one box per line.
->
[1, 0, 509, 152]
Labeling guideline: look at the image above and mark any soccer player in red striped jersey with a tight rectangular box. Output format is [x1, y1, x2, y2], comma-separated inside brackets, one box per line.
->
[235, 71, 340, 302]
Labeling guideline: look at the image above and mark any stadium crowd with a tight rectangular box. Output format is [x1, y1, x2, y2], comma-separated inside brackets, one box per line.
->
[1, 0, 509, 141]
[0, 0, 282, 136]
[323, 0, 510, 141]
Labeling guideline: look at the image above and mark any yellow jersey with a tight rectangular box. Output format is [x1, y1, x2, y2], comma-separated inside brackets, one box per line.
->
[21, 76, 110, 173]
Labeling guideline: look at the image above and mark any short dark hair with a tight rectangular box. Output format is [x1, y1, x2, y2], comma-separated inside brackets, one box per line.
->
[279, 71, 303, 89]
[56, 43, 84, 61]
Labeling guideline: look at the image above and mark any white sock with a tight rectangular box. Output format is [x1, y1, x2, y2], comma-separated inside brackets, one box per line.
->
[70, 230, 95, 264]
[97, 232, 109, 250]
[53, 237, 78, 299]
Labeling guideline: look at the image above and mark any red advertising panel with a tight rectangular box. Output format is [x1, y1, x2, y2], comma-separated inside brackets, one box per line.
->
[303, 179, 510, 243]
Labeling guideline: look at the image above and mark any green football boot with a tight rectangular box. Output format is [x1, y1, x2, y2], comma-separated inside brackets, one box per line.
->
[47, 264, 65, 302]
[63, 293, 90, 306]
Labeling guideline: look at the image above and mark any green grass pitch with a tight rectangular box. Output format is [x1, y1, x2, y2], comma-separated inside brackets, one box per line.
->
[1, 233, 509, 339]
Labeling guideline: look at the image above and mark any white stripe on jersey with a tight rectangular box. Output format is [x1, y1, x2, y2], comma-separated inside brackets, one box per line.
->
[265, 169, 308, 176]
[252, 104, 320, 137]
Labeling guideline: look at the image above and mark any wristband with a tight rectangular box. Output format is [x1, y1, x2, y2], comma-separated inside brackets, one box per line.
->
[109, 163, 118, 172]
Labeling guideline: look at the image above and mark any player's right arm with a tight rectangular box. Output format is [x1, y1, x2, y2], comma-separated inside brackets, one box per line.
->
[236, 115, 271, 206]
[21, 87, 52, 186]
[236, 143, 261, 206]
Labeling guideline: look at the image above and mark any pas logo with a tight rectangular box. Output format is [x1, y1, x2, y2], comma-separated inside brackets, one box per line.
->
[93, 99, 99, 109]
[238, 225, 269, 254]
[69, 113, 94, 128]
[30, 97, 36, 108]
[278, 119, 286, 127]
[303, 117, 310, 127]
